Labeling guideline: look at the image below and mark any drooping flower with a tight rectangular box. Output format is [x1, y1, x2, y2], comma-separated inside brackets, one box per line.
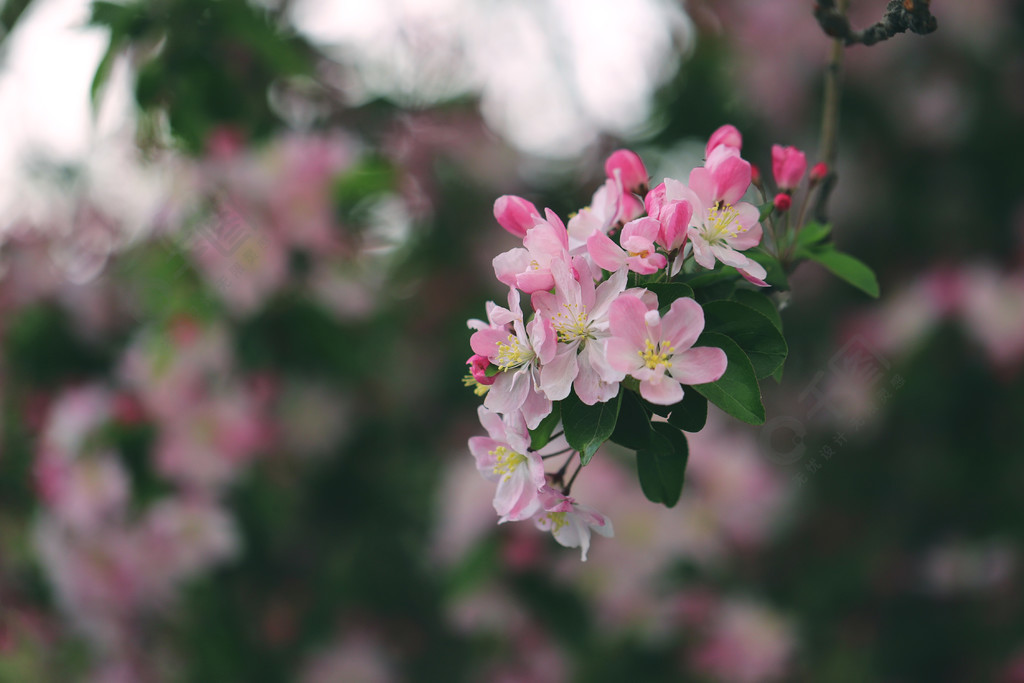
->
[470, 289, 556, 428]
[606, 295, 727, 405]
[533, 486, 614, 562]
[587, 217, 667, 275]
[468, 407, 546, 522]
[531, 258, 629, 405]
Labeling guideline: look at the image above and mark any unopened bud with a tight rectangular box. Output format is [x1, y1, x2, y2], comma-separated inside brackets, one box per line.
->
[773, 193, 792, 212]
[706, 124, 743, 156]
[771, 145, 808, 191]
[810, 162, 828, 184]
[605, 149, 648, 194]
[751, 164, 763, 189]
[467, 354, 496, 386]
[493, 195, 541, 239]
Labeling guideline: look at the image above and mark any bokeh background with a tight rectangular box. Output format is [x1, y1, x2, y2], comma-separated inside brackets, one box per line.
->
[1, 0, 1023, 681]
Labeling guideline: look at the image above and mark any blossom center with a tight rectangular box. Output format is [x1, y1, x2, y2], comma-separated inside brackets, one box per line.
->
[495, 335, 534, 370]
[704, 203, 745, 244]
[542, 510, 568, 532]
[638, 338, 674, 370]
[552, 303, 592, 343]
[489, 446, 527, 481]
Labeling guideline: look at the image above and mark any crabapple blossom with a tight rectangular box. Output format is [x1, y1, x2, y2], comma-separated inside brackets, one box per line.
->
[604, 149, 649, 194]
[468, 406, 546, 522]
[587, 217, 667, 275]
[771, 145, 807, 191]
[533, 486, 614, 562]
[531, 258, 629, 404]
[470, 288, 556, 428]
[567, 177, 622, 249]
[606, 296, 728, 405]
[773, 193, 791, 212]
[706, 124, 743, 156]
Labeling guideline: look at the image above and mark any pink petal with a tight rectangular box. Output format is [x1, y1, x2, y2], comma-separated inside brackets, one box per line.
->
[587, 230, 627, 272]
[605, 337, 644, 375]
[540, 345, 579, 401]
[661, 297, 705, 351]
[609, 296, 651, 348]
[669, 346, 728, 385]
[639, 374, 684, 405]
[690, 232, 716, 270]
[470, 327, 509, 359]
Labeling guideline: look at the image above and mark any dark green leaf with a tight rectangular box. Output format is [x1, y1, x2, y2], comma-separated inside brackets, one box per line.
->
[731, 289, 782, 332]
[691, 332, 766, 425]
[796, 221, 832, 249]
[561, 389, 621, 465]
[666, 390, 708, 432]
[529, 403, 561, 451]
[609, 390, 653, 450]
[645, 282, 694, 310]
[702, 300, 788, 379]
[801, 243, 879, 298]
[636, 423, 689, 507]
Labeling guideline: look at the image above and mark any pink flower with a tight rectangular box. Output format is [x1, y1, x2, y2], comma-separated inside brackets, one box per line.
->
[493, 195, 542, 239]
[606, 296, 727, 405]
[468, 407, 546, 522]
[664, 158, 767, 286]
[771, 145, 807, 191]
[773, 193, 791, 212]
[531, 259, 629, 405]
[604, 149, 649, 193]
[706, 124, 743, 156]
[533, 487, 614, 561]
[493, 210, 570, 293]
[809, 161, 828, 183]
[470, 289, 556, 429]
[587, 217, 667, 275]
[466, 354, 496, 387]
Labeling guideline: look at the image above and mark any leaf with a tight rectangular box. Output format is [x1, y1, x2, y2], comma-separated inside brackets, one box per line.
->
[731, 289, 782, 332]
[702, 300, 788, 379]
[744, 247, 790, 290]
[666, 390, 708, 432]
[609, 390, 653, 450]
[561, 389, 622, 465]
[645, 282, 695, 310]
[796, 221, 832, 249]
[691, 332, 766, 425]
[636, 423, 689, 507]
[758, 201, 775, 222]
[801, 243, 879, 298]
[529, 403, 561, 451]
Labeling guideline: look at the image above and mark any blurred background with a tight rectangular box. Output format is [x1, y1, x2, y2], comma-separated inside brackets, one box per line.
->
[0, 0, 1022, 681]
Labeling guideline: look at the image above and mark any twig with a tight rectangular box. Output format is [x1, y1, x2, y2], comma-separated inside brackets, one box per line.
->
[814, 0, 937, 47]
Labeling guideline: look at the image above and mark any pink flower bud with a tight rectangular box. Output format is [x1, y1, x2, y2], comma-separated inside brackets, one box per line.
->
[604, 149, 648, 193]
[657, 199, 693, 251]
[493, 195, 541, 239]
[771, 145, 807, 191]
[706, 124, 743, 157]
[810, 162, 828, 184]
[773, 193, 792, 212]
[467, 354, 495, 386]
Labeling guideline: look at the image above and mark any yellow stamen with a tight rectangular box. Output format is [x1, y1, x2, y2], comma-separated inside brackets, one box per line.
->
[462, 374, 490, 396]
[704, 203, 746, 243]
[489, 446, 527, 482]
[637, 338, 674, 370]
[495, 335, 534, 371]
[551, 303, 592, 343]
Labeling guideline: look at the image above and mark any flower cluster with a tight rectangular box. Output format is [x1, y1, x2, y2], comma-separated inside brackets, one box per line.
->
[465, 126, 782, 559]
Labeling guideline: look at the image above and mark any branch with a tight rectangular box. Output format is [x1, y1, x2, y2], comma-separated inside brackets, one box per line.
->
[814, 0, 937, 47]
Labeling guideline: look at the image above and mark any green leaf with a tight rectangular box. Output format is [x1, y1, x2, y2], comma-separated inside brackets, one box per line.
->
[692, 332, 766, 425]
[758, 201, 775, 222]
[636, 423, 689, 507]
[529, 403, 561, 451]
[702, 300, 788, 379]
[666, 390, 708, 432]
[645, 282, 694, 310]
[609, 390, 653, 450]
[731, 289, 782, 332]
[796, 221, 832, 249]
[484, 364, 501, 378]
[561, 389, 622, 465]
[801, 243, 879, 298]
[744, 247, 790, 290]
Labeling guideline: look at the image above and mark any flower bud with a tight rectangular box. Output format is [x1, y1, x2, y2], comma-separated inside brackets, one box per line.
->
[706, 124, 743, 156]
[751, 163, 763, 189]
[493, 195, 541, 239]
[771, 145, 807, 191]
[773, 193, 792, 212]
[644, 182, 667, 220]
[467, 354, 496, 386]
[810, 162, 828, 184]
[605, 149, 648, 194]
